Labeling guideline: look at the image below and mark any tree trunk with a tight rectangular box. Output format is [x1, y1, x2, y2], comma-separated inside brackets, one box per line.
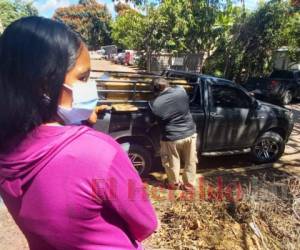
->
[146, 47, 151, 72]
[195, 53, 203, 73]
[196, 51, 208, 73]
[223, 49, 230, 78]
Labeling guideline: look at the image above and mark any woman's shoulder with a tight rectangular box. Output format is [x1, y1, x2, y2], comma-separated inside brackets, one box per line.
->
[48, 125, 122, 172]
[71, 126, 121, 161]
[87, 128, 121, 152]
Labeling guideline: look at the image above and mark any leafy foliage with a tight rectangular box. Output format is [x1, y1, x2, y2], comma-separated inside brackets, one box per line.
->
[111, 4, 171, 70]
[283, 11, 300, 62]
[114, 2, 132, 15]
[112, 0, 237, 72]
[111, 0, 299, 77]
[0, 0, 38, 31]
[53, 1, 112, 50]
[205, 0, 299, 80]
[111, 9, 142, 50]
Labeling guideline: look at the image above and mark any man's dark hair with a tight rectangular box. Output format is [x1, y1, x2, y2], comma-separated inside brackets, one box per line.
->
[152, 77, 170, 93]
[0, 16, 82, 151]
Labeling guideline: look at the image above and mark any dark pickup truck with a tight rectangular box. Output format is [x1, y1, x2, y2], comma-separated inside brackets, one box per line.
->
[94, 70, 294, 176]
[244, 70, 300, 105]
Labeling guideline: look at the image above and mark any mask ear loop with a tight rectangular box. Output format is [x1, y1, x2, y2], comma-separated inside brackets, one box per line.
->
[63, 84, 73, 91]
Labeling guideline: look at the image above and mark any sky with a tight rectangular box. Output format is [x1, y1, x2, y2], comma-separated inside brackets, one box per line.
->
[34, 0, 116, 18]
[34, 0, 259, 18]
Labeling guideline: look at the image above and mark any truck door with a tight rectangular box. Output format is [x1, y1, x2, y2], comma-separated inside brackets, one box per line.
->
[205, 82, 257, 151]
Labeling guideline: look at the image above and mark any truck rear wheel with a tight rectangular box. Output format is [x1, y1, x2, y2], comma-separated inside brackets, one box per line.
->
[128, 144, 152, 177]
[251, 132, 285, 163]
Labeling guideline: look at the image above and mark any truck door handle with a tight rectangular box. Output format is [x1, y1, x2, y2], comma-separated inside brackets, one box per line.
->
[211, 113, 224, 119]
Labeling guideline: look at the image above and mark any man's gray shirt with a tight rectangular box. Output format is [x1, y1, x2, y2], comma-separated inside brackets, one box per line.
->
[149, 86, 196, 141]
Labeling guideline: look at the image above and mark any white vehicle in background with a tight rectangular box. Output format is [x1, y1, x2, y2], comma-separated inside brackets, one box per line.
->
[117, 52, 126, 64]
[101, 45, 118, 60]
[111, 53, 118, 63]
[96, 49, 105, 58]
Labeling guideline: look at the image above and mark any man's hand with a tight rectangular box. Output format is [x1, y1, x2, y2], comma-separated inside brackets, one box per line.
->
[87, 105, 111, 125]
[95, 105, 111, 113]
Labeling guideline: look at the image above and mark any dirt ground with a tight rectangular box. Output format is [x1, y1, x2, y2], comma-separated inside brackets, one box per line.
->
[1, 60, 299, 250]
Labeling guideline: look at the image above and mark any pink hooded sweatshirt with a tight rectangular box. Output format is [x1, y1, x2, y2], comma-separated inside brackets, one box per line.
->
[0, 125, 158, 250]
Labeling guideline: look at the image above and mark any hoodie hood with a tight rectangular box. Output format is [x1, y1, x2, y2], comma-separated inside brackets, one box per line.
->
[0, 125, 90, 198]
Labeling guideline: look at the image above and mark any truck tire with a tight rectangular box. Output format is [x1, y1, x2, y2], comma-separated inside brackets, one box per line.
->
[281, 90, 293, 105]
[251, 131, 285, 164]
[128, 144, 152, 177]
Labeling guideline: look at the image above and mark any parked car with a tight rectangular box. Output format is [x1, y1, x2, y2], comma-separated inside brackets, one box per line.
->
[243, 70, 300, 105]
[133, 54, 141, 65]
[95, 49, 105, 59]
[110, 53, 118, 63]
[124, 50, 136, 65]
[116, 52, 125, 64]
[95, 69, 294, 176]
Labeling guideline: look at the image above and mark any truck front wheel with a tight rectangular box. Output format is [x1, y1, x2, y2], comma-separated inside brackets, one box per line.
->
[128, 144, 152, 177]
[251, 132, 285, 163]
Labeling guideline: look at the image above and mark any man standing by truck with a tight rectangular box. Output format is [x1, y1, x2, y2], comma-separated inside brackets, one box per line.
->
[149, 77, 198, 191]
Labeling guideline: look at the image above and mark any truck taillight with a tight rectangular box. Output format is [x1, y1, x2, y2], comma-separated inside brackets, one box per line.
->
[271, 80, 279, 87]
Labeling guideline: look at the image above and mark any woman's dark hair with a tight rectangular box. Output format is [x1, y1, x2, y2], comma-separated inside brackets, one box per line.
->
[0, 16, 82, 151]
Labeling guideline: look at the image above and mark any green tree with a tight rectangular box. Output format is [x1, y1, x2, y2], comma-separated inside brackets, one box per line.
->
[112, 0, 233, 72]
[0, 0, 38, 30]
[206, 0, 298, 81]
[203, 1, 244, 77]
[229, 0, 291, 79]
[53, 1, 112, 50]
[150, 0, 225, 72]
[282, 11, 300, 64]
[111, 9, 142, 49]
[114, 2, 132, 15]
[112, 0, 299, 77]
[111, 5, 169, 71]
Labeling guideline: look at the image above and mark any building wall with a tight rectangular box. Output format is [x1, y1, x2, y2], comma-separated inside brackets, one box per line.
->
[150, 53, 205, 73]
[274, 49, 300, 70]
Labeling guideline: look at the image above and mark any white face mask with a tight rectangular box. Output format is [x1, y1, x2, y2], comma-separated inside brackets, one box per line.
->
[57, 80, 98, 125]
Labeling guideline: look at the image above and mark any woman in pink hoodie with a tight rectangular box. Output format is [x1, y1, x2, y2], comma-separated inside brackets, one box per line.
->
[0, 17, 158, 249]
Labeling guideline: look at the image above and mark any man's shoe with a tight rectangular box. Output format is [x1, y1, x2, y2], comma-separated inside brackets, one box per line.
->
[168, 183, 182, 190]
[182, 183, 195, 192]
[163, 180, 182, 190]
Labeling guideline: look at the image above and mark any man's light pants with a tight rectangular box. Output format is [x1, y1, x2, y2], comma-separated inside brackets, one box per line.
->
[160, 133, 198, 186]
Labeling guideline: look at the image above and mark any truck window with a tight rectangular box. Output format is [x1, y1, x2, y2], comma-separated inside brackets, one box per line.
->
[190, 85, 201, 108]
[168, 72, 197, 82]
[211, 85, 250, 109]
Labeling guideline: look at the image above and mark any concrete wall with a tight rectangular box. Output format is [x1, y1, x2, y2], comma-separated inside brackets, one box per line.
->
[150, 53, 205, 73]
